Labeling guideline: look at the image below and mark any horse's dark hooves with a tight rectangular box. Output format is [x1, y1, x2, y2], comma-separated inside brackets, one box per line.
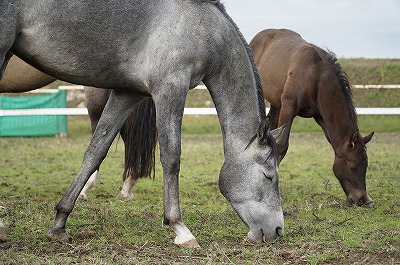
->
[46, 228, 71, 243]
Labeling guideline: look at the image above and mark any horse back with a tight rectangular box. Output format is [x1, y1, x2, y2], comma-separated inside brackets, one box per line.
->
[250, 29, 325, 111]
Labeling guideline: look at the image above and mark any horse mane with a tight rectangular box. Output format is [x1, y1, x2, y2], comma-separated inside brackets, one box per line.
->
[207, 0, 267, 121]
[326, 51, 358, 123]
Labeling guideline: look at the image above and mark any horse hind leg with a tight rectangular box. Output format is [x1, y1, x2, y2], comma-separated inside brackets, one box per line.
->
[0, 218, 6, 242]
[78, 171, 98, 201]
[117, 174, 137, 200]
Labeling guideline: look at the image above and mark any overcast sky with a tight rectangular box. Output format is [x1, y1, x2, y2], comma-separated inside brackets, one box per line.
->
[223, 0, 400, 58]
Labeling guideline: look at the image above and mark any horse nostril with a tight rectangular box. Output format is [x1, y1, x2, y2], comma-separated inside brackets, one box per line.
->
[357, 198, 365, 206]
[276, 226, 283, 237]
[358, 196, 374, 207]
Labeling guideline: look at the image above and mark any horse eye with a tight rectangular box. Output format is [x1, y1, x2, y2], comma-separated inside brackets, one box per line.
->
[263, 172, 273, 181]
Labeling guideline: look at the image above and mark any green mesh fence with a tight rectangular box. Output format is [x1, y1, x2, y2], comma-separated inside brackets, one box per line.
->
[0, 91, 67, 136]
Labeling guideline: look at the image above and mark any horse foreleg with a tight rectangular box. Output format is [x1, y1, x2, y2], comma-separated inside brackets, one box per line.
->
[276, 102, 296, 162]
[268, 105, 281, 129]
[153, 85, 200, 248]
[47, 90, 145, 242]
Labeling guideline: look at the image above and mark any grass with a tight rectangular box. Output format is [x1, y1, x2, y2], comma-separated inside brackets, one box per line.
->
[338, 58, 400, 85]
[0, 116, 399, 264]
[1, 58, 399, 263]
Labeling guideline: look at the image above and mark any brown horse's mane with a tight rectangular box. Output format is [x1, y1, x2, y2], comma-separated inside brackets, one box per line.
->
[325, 51, 368, 150]
[325, 51, 358, 125]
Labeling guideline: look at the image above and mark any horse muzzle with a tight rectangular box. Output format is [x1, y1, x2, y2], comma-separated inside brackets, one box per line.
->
[347, 193, 374, 207]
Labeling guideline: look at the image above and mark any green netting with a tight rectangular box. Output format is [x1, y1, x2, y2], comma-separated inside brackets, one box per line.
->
[0, 91, 67, 136]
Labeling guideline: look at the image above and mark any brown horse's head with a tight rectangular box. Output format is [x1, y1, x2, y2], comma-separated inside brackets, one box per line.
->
[333, 131, 374, 206]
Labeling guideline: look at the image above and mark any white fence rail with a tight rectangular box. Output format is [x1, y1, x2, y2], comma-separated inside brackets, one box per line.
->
[1, 85, 400, 116]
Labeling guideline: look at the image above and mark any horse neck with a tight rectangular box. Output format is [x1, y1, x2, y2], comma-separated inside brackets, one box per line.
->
[204, 55, 264, 157]
[318, 75, 358, 152]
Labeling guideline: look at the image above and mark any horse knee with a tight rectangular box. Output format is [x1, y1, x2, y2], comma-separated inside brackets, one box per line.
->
[161, 156, 181, 175]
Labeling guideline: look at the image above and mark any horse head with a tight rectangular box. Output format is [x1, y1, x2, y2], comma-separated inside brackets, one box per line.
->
[333, 130, 374, 206]
[219, 118, 285, 242]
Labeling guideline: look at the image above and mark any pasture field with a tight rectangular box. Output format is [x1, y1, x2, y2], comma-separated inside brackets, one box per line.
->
[1, 58, 399, 264]
[0, 115, 399, 264]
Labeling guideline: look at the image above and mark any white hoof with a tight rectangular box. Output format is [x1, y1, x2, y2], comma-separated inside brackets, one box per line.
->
[176, 238, 200, 248]
[172, 222, 200, 248]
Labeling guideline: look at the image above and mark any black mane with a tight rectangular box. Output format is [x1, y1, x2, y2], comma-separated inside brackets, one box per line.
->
[211, 0, 266, 121]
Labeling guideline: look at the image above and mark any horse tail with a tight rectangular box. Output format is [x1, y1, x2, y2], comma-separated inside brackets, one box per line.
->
[120, 98, 157, 181]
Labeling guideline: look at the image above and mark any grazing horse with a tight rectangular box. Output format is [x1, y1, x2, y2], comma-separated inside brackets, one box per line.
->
[0, 55, 156, 201]
[0, 1, 285, 246]
[250, 28, 374, 206]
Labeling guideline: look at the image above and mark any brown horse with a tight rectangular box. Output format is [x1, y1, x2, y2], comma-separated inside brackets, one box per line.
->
[0, 55, 156, 201]
[250, 28, 374, 206]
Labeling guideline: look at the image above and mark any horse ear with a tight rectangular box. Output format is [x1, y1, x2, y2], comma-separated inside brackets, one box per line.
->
[349, 130, 359, 148]
[362, 132, 374, 145]
[270, 124, 286, 142]
[257, 117, 286, 145]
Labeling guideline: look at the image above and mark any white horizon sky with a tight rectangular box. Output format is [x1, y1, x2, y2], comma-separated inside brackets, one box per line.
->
[224, 0, 400, 58]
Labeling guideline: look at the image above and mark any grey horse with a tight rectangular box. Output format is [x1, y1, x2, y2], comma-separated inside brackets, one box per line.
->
[0, 0, 284, 246]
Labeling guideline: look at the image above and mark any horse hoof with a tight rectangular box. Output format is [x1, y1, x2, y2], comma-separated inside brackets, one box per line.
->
[79, 193, 88, 201]
[0, 233, 7, 243]
[46, 228, 71, 243]
[116, 192, 134, 201]
[176, 238, 201, 248]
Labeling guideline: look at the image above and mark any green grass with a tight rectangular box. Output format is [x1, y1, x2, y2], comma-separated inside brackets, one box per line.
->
[338, 58, 400, 85]
[0, 117, 399, 264]
[1, 58, 400, 263]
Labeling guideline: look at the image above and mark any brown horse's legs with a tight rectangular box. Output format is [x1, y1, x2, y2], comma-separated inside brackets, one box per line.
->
[276, 100, 296, 162]
[268, 105, 280, 129]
